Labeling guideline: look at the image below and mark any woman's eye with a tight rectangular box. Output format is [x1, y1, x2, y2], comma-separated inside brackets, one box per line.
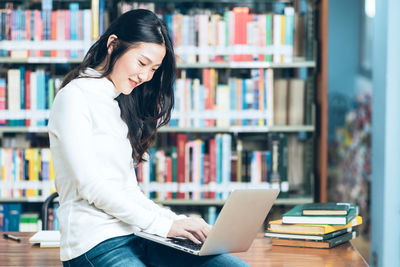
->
[139, 61, 145, 66]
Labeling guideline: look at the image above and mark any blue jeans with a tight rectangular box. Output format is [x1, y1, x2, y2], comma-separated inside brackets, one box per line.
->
[62, 234, 250, 267]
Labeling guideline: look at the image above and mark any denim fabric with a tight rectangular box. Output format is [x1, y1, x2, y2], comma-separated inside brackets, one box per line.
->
[62, 234, 250, 267]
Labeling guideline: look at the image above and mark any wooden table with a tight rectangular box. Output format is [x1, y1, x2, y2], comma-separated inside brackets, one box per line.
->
[1, 232, 368, 267]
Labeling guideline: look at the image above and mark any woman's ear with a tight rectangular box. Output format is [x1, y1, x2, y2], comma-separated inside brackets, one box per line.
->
[106, 34, 119, 55]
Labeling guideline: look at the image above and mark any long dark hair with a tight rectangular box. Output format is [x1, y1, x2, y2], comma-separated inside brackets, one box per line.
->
[61, 9, 176, 164]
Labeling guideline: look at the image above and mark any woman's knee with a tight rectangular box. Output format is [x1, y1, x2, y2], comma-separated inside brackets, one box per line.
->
[202, 253, 250, 267]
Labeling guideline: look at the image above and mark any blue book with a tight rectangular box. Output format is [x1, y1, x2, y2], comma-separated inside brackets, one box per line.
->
[229, 78, 236, 125]
[221, 134, 231, 199]
[199, 141, 205, 199]
[99, 0, 105, 36]
[7, 203, 22, 231]
[164, 15, 173, 42]
[53, 203, 60, 230]
[18, 66, 25, 126]
[0, 204, 4, 231]
[69, 3, 79, 58]
[284, 7, 295, 62]
[242, 79, 247, 126]
[265, 151, 272, 182]
[36, 70, 46, 126]
[148, 148, 156, 199]
[3, 204, 9, 231]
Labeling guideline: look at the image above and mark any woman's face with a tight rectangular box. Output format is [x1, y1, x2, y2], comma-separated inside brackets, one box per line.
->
[108, 41, 166, 95]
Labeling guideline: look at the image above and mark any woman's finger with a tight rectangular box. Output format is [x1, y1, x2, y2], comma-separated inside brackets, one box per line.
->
[183, 231, 202, 244]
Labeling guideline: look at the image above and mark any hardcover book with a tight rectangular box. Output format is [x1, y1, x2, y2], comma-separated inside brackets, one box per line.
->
[270, 230, 359, 249]
[265, 228, 350, 241]
[268, 216, 362, 235]
[282, 204, 359, 225]
[301, 202, 352, 215]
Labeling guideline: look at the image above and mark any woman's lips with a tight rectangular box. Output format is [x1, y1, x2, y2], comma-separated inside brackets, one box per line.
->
[129, 79, 138, 88]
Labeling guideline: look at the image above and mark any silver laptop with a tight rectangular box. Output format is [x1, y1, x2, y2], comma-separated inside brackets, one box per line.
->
[135, 188, 280, 256]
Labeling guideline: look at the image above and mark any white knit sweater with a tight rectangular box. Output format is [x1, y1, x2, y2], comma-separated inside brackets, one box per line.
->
[48, 68, 180, 261]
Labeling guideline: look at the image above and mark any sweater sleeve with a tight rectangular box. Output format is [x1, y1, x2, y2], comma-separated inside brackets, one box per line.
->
[48, 86, 175, 237]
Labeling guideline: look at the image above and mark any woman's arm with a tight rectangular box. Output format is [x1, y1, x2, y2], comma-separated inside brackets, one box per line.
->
[49, 86, 174, 237]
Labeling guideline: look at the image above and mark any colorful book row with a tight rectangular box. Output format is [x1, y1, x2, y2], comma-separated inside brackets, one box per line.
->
[0, 203, 59, 231]
[0, 68, 62, 127]
[0, 0, 106, 58]
[136, 133, 305, 201]
[0, 148, 55, 198]
[1, 3, 300, 64]
[171, 69, 274, 127]
[119, 5, 296, 63]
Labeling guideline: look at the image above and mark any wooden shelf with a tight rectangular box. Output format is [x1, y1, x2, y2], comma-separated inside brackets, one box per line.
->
[0, 57, 83, 64]
[154, 197, 313, 206]
[0, 125, 315, 134]
[0, 127, 48, 133]
[159, 125, 315, 133]
[0, 57, 315, 68]
[177, 59, 316, 69]
[0, 196, 312, 205]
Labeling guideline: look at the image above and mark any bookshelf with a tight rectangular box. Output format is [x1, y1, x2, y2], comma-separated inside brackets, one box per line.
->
[0, 0, 328, 230]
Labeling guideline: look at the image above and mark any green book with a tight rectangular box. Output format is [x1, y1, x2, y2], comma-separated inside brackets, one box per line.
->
[271, 230, 359, 248]
[265, 228, 351, 241]
[170, 147, 177, 199]
[301, 202, 352, 215]
[282, 204, 359, 225]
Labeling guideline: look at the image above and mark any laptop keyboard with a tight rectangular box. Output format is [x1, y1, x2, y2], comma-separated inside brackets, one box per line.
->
[169, 238, 203, 251]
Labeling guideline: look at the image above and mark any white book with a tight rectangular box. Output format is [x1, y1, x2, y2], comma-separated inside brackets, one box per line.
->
[273, 15, 282, 63]
[198, 14, 209, 63]
[83, 9, 93, 54]
[56, 10, 66, 57]
[216, 85, 230, 127]
[29, 230, 60, 248]
[7, 69, 21, 113]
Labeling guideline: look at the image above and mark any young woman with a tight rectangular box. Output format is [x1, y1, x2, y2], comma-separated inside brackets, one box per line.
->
[48, 9, 249, 267]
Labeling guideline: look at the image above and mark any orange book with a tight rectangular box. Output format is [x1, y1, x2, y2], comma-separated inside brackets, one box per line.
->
[176, 134, 187, 199]
[25, 11, 31, 57]
[50, 11, 57, 57]
[233, 7, 248, 61]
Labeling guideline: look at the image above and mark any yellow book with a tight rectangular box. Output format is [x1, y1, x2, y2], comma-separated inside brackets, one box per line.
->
[91, 0, 99, 39]
[24, 149, 35, 197]
[268, 216, 363, 235]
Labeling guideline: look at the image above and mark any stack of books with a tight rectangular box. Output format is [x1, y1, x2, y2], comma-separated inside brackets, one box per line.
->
[265, 202, 363, 248]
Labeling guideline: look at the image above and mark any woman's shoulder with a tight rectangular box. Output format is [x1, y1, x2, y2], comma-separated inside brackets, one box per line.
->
[56, 76, 100, 98]
[54, 79, 86, 101]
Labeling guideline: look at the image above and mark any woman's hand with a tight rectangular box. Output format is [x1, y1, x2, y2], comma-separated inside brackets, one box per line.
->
[167, 217, 212, 244]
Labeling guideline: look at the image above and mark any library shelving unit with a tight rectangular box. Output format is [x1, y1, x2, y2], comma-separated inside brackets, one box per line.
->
[0, 0, 328, 230]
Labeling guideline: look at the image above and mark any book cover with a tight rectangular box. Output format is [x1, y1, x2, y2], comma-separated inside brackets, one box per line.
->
[271, 230, 359, 249]
[170, 147, 177, 199]
[176, 134, 187, 199]
[0, 79, 6, 125]
[287, 79, 305, 125]
[302, 202, 352, 215]
[283, 204, 359, 225]
[265, 228, 350, 241]
[208, 138, 216, 199]
[268, 216, 362, 235]
[273, 79, 288, 125]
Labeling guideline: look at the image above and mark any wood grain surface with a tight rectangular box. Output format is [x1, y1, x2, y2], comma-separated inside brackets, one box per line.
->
[0, 232, 368, 267]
